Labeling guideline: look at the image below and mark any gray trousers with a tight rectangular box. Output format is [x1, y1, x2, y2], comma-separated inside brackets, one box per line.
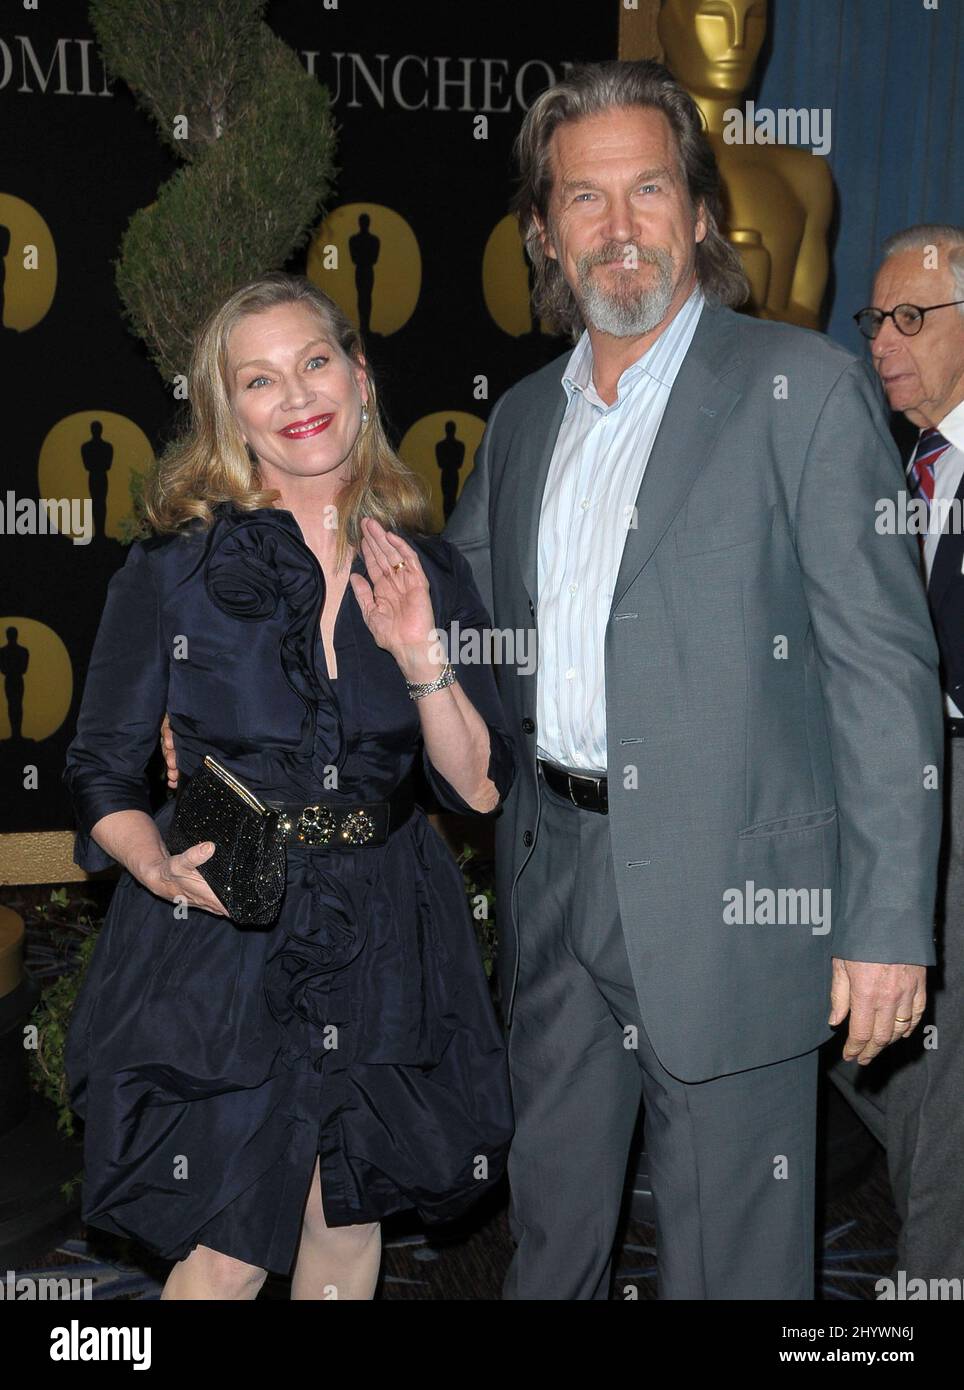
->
[503, 769, 820, 1300]
[882, 735, 964, 1278]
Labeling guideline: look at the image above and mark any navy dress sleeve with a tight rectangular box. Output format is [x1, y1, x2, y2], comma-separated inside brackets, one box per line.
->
[419, 539, 517, 816]
[63, 539, 170, 872]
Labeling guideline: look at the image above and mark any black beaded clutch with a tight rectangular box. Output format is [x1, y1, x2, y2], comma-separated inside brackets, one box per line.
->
[164, 754, 286, 927]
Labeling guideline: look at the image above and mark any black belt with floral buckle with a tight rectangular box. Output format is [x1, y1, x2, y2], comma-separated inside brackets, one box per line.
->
[266, 776, 417, 849]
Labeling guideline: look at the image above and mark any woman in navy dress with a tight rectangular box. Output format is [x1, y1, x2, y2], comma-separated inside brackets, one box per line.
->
[63, 272, 517, 1299]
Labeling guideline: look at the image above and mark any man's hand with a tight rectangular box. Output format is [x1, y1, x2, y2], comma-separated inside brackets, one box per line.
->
[829, 958, 927, 1064]
[160, 711, 179, 790]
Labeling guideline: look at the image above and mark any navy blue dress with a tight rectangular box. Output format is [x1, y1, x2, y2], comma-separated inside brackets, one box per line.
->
[63, 502, 517, 1275]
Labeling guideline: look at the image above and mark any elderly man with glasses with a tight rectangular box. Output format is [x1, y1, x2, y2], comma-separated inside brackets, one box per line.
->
[851, 223, 964, 1283]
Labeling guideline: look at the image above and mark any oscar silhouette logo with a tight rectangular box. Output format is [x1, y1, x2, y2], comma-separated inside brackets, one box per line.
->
[483, 214, 557, 338]
[306, 203, 420, 337]
[37, 413, 155, 544]
[0, 194, 57, 333]
[399, 412, 486, 532]
[0, 620, 72, 744]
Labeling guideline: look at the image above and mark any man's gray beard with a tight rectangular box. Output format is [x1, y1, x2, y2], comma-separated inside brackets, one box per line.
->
[576, 246, 676, 336]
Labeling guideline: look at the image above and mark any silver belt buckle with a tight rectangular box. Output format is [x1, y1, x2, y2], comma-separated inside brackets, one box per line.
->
[567, 771, 595, 808]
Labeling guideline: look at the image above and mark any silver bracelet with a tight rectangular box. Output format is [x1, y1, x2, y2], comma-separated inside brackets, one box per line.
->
[406, 661, 456, 700]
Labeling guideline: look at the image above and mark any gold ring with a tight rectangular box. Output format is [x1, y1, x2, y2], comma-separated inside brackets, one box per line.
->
[392, 560, 406, 572]
[895, 1016, 912, 1024]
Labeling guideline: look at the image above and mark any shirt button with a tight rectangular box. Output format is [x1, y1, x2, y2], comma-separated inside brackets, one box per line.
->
[580, 499, 590, 510]
[565, 667, 576, 679]
[569, 583, 577, 594]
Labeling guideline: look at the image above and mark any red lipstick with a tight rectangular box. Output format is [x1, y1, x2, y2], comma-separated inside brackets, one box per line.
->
[278, 413, 334, 439]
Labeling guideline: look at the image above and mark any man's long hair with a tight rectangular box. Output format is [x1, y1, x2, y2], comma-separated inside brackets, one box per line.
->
[511, 59, 749, 342]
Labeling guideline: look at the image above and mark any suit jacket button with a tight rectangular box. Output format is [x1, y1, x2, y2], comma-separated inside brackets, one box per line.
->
[528, 600, 534, 615]
[523, 830, 534, 847]
[522, 718, 534, 733]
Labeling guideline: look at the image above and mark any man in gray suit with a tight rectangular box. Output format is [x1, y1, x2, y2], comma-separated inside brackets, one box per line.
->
[442, 60, 943, 1300]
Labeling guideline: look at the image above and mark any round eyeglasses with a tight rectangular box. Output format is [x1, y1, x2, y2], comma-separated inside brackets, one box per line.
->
[853, 300, 964, 339]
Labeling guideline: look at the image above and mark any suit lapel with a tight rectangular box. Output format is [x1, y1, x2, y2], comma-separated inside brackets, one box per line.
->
[610, 307, 741, 611]
[511, 303, 743, 614]
[926, 464, 964, 613]
[514, 377, 568, 607]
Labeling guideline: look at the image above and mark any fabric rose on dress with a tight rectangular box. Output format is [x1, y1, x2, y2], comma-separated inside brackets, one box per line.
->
[203, 509, 347, 769]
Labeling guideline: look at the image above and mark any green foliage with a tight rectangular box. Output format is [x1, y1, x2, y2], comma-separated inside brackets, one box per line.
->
[458, 843, 498, 978]
[118, 468, 152, 545]
[88, 0, 338, 383]
[88, 0, 269, 163]
[27, 891, 102, 1149]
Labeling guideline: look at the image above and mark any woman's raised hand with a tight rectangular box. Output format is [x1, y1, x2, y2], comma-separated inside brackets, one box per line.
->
[349, 517, 441, 677]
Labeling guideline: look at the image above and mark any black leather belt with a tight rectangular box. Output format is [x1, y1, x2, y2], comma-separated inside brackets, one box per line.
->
[946, 718, 964, 739]
[538, 758, 608, 813]
[264, 776, 416, 848]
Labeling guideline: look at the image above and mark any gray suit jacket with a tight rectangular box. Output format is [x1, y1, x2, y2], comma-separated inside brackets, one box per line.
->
[443, 300, 943, 1082]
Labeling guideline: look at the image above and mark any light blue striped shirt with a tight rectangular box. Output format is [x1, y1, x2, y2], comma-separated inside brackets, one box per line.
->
[536, 286, 705, 773]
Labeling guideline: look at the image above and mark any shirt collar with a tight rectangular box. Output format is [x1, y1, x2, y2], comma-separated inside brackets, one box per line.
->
[935, 399, 964, 453]
[562, 285, 705, 407]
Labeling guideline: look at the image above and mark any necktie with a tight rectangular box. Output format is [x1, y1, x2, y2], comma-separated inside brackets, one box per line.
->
[907, 428, 951, 517]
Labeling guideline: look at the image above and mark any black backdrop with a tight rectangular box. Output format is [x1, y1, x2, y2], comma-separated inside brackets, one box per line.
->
[0, 1, 619, 835]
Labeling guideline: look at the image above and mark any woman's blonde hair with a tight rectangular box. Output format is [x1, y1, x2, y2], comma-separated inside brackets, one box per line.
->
[143, 271, 433, 569]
